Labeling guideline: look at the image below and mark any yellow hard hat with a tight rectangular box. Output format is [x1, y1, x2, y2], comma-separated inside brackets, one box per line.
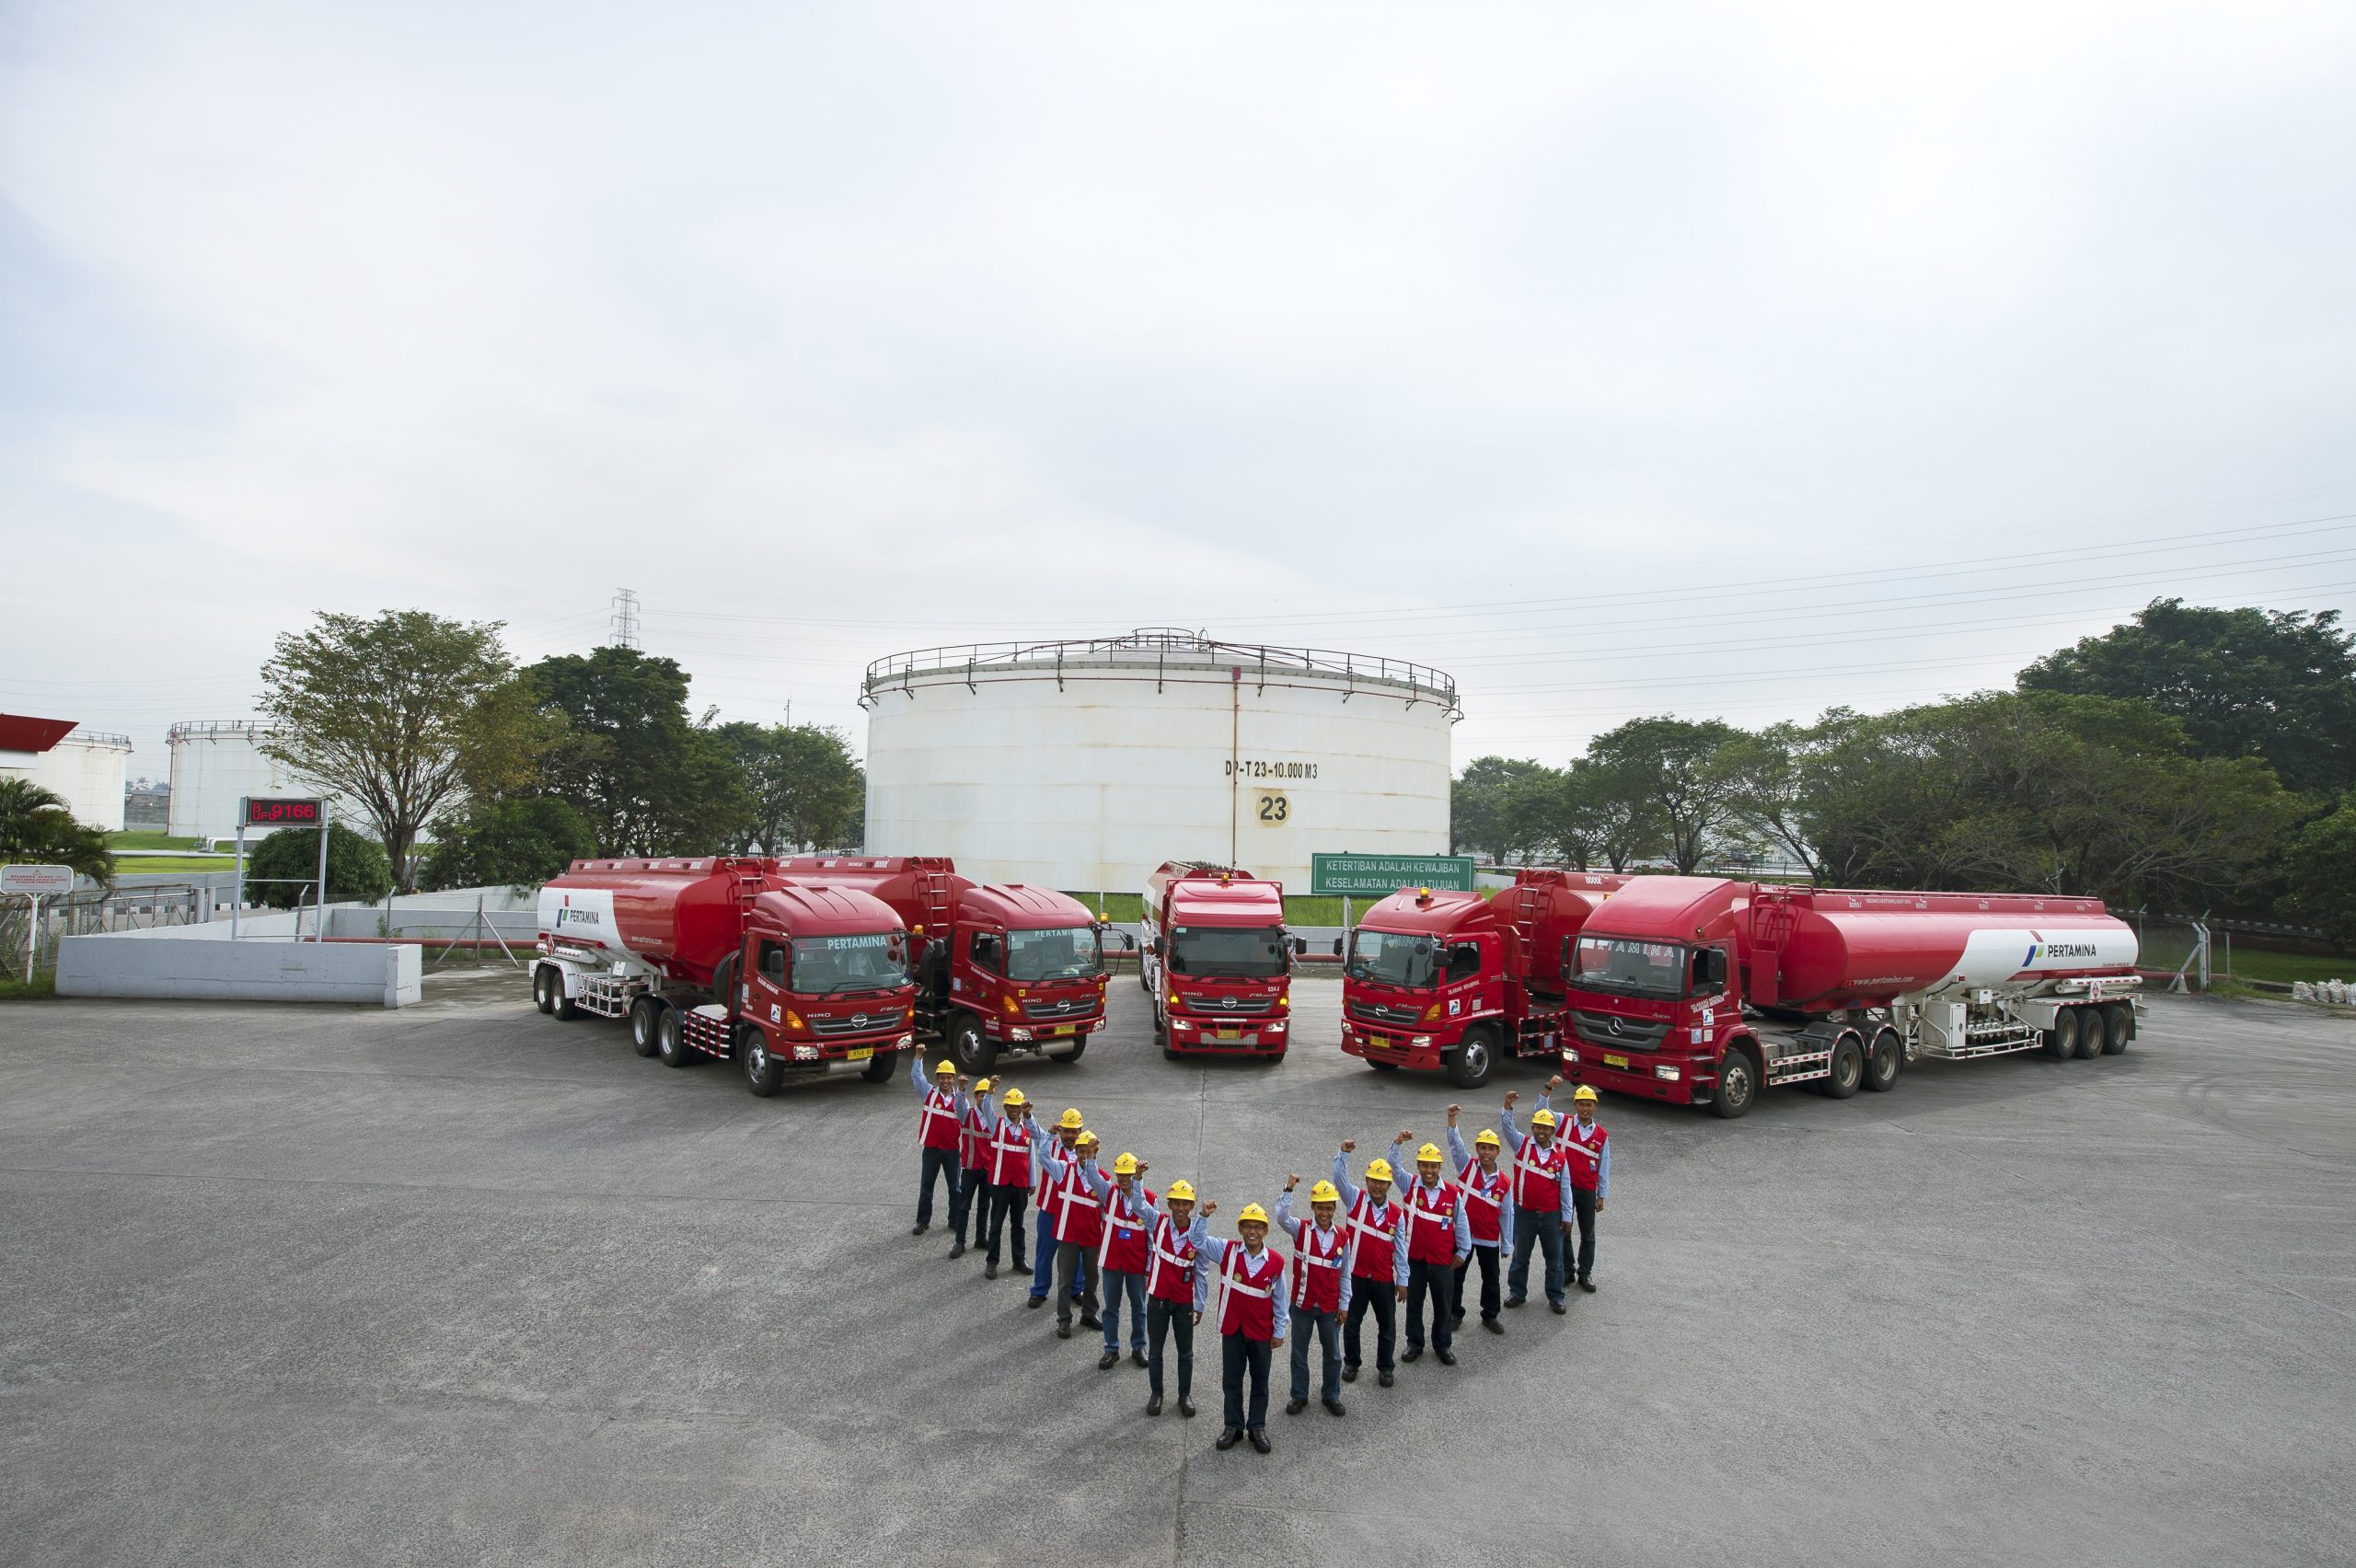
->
[1416, 1142, 1444, 1163]
[974, 1077, 993, 1094]
[1474, 1128, 1501, 1147]
[932, 1059, 955, 1076]
[1573, 1085, 1600, 1102]
[1114, 1152, 1138, 1174]
[1530, 1108, 1557, 1128]
[1310, 1180, 1340, 1204]
[1057, 1108, 1084, 1129]
[1237, 1202, 1270, 1224]
[1000, 1087, 1027, 1108]
[1166, 1179, 1196, 1202]
[1364, 1159, 1394, 1182]
[1077, 1130, 1099, 1147]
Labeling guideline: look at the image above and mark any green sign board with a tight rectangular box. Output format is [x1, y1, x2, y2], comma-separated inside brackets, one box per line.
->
[1310, 853, 1478, 897]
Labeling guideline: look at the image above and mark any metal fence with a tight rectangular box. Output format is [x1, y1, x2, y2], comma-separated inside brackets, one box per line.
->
[0, 884, 207, 980]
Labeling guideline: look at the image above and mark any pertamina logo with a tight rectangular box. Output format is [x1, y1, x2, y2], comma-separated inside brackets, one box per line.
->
[2025, 931, 2096, 965]
[555, 895, 602, 928]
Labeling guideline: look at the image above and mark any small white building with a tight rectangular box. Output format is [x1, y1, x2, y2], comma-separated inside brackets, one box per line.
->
[0, 717, 132, 833]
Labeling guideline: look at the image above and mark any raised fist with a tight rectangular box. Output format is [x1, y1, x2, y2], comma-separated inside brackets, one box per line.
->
[1340, 1139, 1357, 1154]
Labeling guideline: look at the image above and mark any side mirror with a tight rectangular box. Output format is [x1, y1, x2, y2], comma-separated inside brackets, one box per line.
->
[1290, 936, 1308, 956]
[1332, 938, 1345, 958]
[1121, 931, 1138, 951]
[1706, 949, 1729, 986]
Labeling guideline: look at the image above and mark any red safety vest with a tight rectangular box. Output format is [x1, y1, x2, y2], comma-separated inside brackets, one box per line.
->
[1097, 1182, 1153, 1274]
[1289, 1220, 1346, 1314]
[1402, 1178, 1460, 1266]
[1345, 1189, 1401, 1282]
[1564, 1120, 1608, 1193]
[1147, 1215, 1199, 1305]
[958, 1102, 991, 1170]
[1050, 1160, 1104, 1247]
[918, 1087, 960, 1153]
[1216, 1243, 1287, 1340]
[1457, 1157, 1508, 1247]
[1512, 1132, 1566, 1212]
[987, 1115, 1034, 1188]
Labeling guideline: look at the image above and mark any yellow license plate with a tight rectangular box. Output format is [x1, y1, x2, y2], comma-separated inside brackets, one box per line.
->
[1053, 1024, 1075, 1036]
[845, 1046, 873, 1062]
[1217, 1028, 1241, 1041]
[1603, 1054, 1629, 1068]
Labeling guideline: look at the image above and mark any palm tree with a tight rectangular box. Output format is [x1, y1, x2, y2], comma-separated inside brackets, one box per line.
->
[0, 778, 116, 884]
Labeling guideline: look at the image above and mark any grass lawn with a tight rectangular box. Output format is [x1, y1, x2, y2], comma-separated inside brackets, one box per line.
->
[2219, 948, 2354, 985]
[0, 973, 57, 1001]
[107, 832, 206, 851]
[1068, 892, 1374, 926]
[108, 857, 237, 875]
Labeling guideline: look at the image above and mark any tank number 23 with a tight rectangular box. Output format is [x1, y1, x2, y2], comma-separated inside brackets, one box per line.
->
[1256, 792, 1289, 823]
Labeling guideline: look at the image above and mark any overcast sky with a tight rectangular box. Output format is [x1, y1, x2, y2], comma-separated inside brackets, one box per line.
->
[4, 1, 2352, 783]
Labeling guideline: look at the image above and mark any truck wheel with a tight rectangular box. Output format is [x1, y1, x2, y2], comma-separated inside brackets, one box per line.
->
[629, 996, 663, 1057]
[711, 952, 739, 1015]
[859, 1051, 897, 1083]
[1862, 1027, 1902, 1092]
[1711, 1047, 1758, 1119]
[951, 1017, 996, 1076]
[2045, 1009, 2080, 1060]
[740, 1026, 782, 1097]
[1821, 1033, 1864, 1099]
[2101, 1002, 2132, 1055]
[534, 965, 558, 1015]
[2073, 1006, 2106, 1059]
[1050, 1036, 1088, 1066]
[1369, 1061, 1399, 1073]
[1163, 1045, 1184, 1063]
[655, 1007, 695, 1068]
[1446, 1029, 1496, 1090]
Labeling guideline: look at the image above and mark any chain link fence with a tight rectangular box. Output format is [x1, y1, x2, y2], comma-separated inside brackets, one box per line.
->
[0, 885, 208, 981]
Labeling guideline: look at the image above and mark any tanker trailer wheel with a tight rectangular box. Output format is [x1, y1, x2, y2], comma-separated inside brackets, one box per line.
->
[1862, 1027, 1903, 1092]
[1710, 1046, 1759, 1119]
[1447, 1027, 1497, 1090]
[533, 964, 558, 1015]
[1821, 1032, 1865, 1099]
[629, 996, 664, 1057]
[655, 1006, 696, 1069]
[951, 1016, 997, 1076]
[860, 1050, 897, 1083]
[740, 1025, 783, 1097]
[2073, 1006, 2106, 1059]
[2100, 1002, 2132, 1055]
[2044, 1008, 2081, 1060]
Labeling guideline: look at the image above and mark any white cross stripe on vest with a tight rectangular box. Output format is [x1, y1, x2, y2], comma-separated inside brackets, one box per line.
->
[1149, 1217, 1197, 1297]
[1217, 1247, 1276, 1328]
[1516, 1136, 1565, 1189]
[1292, 1224, 1345, 1306]
[920, 1090, 957, 1131]
[1565, 1125, 1602, 1163]
[1097, 1186, 1146, 1268]
[1409, 1184, 1455, 1225]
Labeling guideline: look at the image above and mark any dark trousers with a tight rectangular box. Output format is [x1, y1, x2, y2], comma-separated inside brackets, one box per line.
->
[1054, 1241, 1102, 1329]
[1222, 1333, 1273, 1432]
[1403, 1258, 1454, 1353]
[1344, 1274, 1396, 1373]
[1508, 1205, 1565, 1306]
[1147, 1296, 1194, 1398]
[1288, 1306, 1341, 1401]
[1453, 1243, 1501, 1322]
[951, 1166, 988, 1243]
[983, 1182, 1029, 1269]
[917, 1145, 958, 1227]
[1569, 1187, 1599, 1283]
[1102, 1267, 1148, 1351]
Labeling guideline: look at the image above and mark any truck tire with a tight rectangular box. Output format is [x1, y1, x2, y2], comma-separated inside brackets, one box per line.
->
[629, 996, 663, 1057]
[860, 1050, 897, 1083]
[740, 1026, 782, 1097]
[2045, 1009, 2080, 1060]
[655, 1006, 695, 1068]
[1863, 1027, 1903, 1092]
[1821, 1033, 1865, 1099]
[1711, 1046, 1759, 1119]
[2101, 1002, 2132, 1055]
[534, 965, 558, 1015]
[1369, 1060, 1399, 1072]
[2073, 1006, 2106, 1059]
[1447, 1028, 1497, 1090]
[711, 952, 739, 1016]
[1049, 1036, 1088, 1066]
[951, 1016, 996, 1076]
[1163, 1045, 1184, 1063]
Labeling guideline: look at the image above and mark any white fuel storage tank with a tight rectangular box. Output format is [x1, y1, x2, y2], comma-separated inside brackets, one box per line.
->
[860, 630, 1458, 894]
[166, 721, 336, 842]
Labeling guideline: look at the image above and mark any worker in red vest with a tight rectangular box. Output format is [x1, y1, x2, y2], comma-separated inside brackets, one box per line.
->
[1444, 1103, 1516, 1334]
[1033, 1124, 1106, 1340]
[1397, 1141, 1471, 1367]
[1026, 1109, 1091, 1312]
[1195, 1202, 1289, 1454]
[1333, 1132, 1413, 1388]
[948, 1076, 995, 1260]
[907, 1056, 966, 1237]
[1138, 1182, 1209, 1418]
[970, 1085, 1035, 1280]
[1563, 1084, 1611, 1293]
[1077, 1151, 1156, 1369]
[1273, 1174, 1348, 1418]
[1499, 1078, 1574, 1312]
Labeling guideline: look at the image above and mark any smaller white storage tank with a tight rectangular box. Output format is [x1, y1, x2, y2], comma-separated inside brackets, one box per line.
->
[167, 721, 336, 842]
[6, 731, 131, 832]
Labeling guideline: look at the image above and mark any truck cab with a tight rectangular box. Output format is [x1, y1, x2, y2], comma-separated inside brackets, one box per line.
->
[712, 883, 918, 1095]
[1554, 878, 1751, 1114]
[1139, 863, 1296, 1062]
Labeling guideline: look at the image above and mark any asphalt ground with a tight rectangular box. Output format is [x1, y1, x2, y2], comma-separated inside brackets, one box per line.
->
[1, 974, 2350, 1567]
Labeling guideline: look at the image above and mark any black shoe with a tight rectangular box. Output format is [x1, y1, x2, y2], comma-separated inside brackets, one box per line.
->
[1285, 1397, 1307, 1415]
[1249, 1430, 1271, 1454]
[1579, 1278, 1597, 1294]
[1436, 1348, 1456, 1366]
[1179, 1396, 1196, 1418]
[1025, 1296, 1044, 1309]
[911, 1223, 929, 1236]
[1322, 1397, 1346, 1417]
[1097, 1349, 1120, 1369]
[1056, 1323, 1071, 1339]
[1130, 1349, 1148, 1369]
[1216, 1428, 1242, 1450]
[1451, 1310, 1465, 1327]
[985, 1262, 998, 1280]
[1550, 1300, 1566, 1315]
[1342, 1364, 1358, 1384]
[1378, 1369, 1394, 1388]
[1401, 1347, 1422, 1364]
[1147, 1392, 1163, 1416]
[949, 1239, 965, 1259]
[1504, 1297, 1526, 1309]
[1079, 1315, 1103, 1331]
[1483, 1319, 1504, 1335]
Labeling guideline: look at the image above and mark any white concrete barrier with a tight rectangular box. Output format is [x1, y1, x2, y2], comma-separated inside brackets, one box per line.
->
[56, 921, 422, 1008]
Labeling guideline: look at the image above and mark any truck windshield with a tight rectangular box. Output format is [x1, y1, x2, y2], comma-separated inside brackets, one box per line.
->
[1568, 936, 1686, 999]
[791, 932, 910, 995]
[1171, 925, 1288, 979]
[1347, 928, 1439, 989]
[1005, 925, 1103, 983]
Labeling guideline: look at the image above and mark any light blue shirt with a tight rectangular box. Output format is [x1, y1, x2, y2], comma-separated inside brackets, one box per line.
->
[1443, 1123, 1517, 1244]
[1136, 1195, 1210, 1300]
[1194, 1232, 1292, 1341]
[1496, 1099, 1574, 1212]
[1331, 1143, 1413, 1288]
[1272, 1191, 1353, 1313]
[1566, 1110, 1611, 1202]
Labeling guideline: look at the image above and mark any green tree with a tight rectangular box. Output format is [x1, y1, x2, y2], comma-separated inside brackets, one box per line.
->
[418, 798, 597, 891]
[1450, 757, 1552, 861]
[243, 820, 392, 909]
[717, 721, 866, 853]
[526, 647, 748, 855]
[2281, 801, 2356, 953]
[2018, 598, 2356, 796]
[0, 778, 114, 883]
[1584, 716, 1741, 873]
[258, 610, 536, 890]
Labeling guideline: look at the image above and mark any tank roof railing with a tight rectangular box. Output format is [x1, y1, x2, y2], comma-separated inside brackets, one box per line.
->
[64, 730, 133, 749]
[860, 631, 1461, 717]
[166, 720, 277, 743]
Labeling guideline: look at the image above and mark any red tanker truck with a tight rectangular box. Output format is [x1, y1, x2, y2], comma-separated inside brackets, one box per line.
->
[534, 857, 917, 1095]
[1556, 877, 2144, 1117]
[1138, 861, 1299, 1063]
[1338, 869, 1626, 1089]
[778, 855, 1112, 1075]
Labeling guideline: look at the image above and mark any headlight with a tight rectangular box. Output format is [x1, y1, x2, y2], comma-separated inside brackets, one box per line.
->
[1411, 1034, 1433, 1048]
[1563, 1047, 1580, 1064]
[1267, 1020, 1287, 1033]
[1009, 1028, 1032, 1043]
[895, 1032, 915, 1047]
[1172, 1018, 1195, 1032]
[1654, 1064, 1680, 1081]
[792, 1045, 819, 1061]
